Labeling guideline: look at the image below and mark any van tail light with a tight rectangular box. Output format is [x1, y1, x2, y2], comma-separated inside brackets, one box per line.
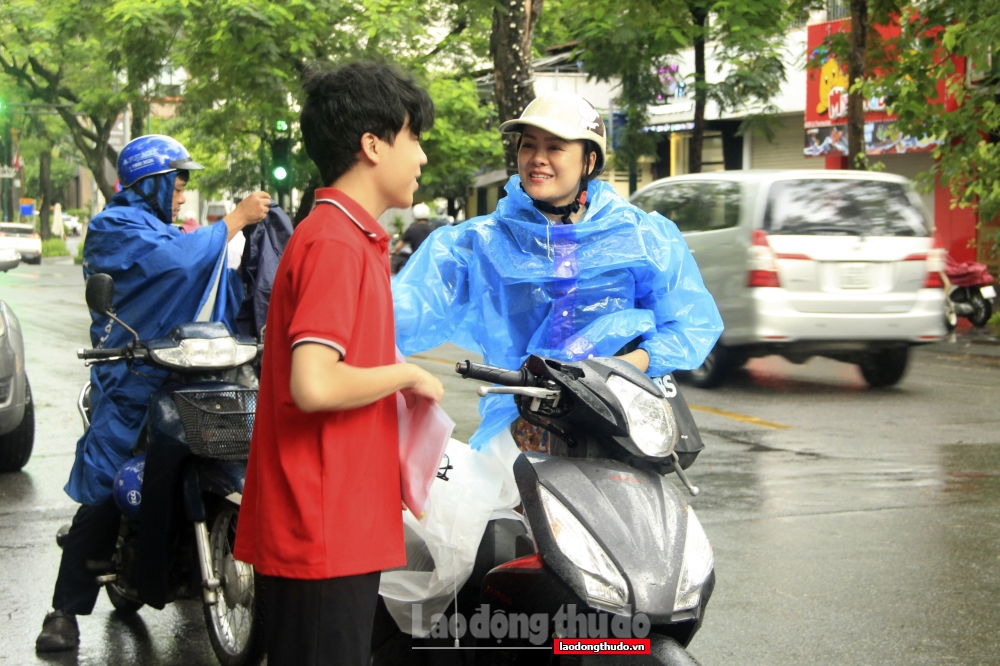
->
[29, 233, 40, 239]
[747, 230, 781, 288]
[904, 237, 945, 288]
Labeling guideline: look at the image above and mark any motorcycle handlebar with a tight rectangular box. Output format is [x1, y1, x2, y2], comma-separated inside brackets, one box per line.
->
[77, 347, 128, 360]
[455, 360, 532, 386]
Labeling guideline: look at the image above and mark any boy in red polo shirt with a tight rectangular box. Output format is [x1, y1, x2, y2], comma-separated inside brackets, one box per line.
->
[234, 62, 444, 666]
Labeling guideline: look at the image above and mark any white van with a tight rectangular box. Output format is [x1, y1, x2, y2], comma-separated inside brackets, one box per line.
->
[630, 170, 947, 388]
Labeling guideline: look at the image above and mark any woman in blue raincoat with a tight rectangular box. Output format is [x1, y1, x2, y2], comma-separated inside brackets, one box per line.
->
[379, 93, 723, 634]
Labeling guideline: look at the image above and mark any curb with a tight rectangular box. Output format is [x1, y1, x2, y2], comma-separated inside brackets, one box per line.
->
[920, 332, 1000, 359]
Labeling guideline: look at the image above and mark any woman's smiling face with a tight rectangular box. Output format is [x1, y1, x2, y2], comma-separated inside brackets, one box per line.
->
[517, 127, 594, 207]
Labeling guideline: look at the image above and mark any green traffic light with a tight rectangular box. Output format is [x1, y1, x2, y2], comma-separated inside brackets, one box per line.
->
[276, 120, 288, 131]
[273, 166, 288, 181]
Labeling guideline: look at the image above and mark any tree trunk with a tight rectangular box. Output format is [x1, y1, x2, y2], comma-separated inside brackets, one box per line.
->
[38, 150, 53, 241]
[491, 0, 543, 176]
[689, 6, 709, 174]
[848, 0, 868, 170]
[130, 100, 149, 140]
[447, 196, 462, 221]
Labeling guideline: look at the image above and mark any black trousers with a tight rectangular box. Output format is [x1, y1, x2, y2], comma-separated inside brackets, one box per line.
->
[51, 498, 122, 615]
[261, 571, 382, 666]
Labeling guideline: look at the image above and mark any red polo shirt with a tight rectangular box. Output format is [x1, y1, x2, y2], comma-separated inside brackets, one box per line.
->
[234, 188, 405, 579]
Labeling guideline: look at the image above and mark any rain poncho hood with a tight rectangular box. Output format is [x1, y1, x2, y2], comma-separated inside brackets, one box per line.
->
[67, 174, 242, 505]
[393, 176, 722, 450]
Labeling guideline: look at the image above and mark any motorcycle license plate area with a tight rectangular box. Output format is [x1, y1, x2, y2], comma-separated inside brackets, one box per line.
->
[981, 285, 997, 300]
[840, 263, 873, 289]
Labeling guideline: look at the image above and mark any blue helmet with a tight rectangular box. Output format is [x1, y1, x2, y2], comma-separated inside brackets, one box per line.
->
[117, 135, 204, 189]
[112, 455, 145, 519]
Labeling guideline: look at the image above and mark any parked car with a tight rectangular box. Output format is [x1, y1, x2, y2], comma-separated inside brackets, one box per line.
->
[0, 299, 34, 471]
[0, 223, 42, 265]
[203, 201, 233, 224]
[0, 247, 20, 273]
[630, 170, 946, 388]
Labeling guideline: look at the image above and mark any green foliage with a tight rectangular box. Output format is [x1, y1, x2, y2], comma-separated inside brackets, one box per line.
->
[172, 0, 474, 198]
[867, 0, 1000, 228]
[0, 0, 190, 199]
[74, 237, 85, 265]
[41, 238, 69, 257]
[419, 77, 504, 205]
[64, 208, 91, 223]
[566, 0, 793, 167]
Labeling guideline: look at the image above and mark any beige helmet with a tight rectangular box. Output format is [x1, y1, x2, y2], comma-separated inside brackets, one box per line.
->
[500, 93, 607, 175]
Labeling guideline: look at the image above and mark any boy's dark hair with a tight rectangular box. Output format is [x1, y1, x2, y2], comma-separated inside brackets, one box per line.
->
[301, 61, 435, 187]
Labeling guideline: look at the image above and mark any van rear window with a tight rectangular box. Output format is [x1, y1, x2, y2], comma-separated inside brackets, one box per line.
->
[764, 179, 927, 237]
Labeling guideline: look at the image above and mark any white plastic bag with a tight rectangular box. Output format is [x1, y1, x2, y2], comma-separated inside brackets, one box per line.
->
[379, 431, 523, 636]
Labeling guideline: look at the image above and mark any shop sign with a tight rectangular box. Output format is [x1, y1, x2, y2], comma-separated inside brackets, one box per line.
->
[804, 19, 942, 157]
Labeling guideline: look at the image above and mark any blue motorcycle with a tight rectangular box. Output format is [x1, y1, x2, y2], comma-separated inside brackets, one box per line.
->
[67, 273, 265, 666]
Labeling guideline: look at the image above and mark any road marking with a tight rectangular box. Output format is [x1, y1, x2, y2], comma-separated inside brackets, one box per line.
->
[410, 354, 462, 367]
[688, 404, 792, 429]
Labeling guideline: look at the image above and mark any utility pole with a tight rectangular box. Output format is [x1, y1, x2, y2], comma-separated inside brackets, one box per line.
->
[3, 122, 11, 222]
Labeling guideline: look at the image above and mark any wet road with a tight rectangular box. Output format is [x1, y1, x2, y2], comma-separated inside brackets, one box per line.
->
[2, 255, 999, 665]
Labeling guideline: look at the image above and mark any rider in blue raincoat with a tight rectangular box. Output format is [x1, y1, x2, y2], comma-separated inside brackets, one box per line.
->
[379, 94, 722, 632]
[393, 93, 723, 452]
[35, 135, 271, 653]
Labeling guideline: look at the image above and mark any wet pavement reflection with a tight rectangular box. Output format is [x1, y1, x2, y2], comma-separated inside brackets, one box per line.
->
[2, 256, 1000, 665]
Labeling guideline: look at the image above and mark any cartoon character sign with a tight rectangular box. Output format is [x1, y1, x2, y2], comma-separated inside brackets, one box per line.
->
[816, 56, 848, 116]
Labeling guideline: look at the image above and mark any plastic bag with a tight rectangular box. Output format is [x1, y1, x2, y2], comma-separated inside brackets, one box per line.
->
[396, 349, 455, 520]
[379, 431, 522, 636]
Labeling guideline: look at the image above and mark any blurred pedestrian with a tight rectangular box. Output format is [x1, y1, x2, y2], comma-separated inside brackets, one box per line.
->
[179, 209, 199, 233]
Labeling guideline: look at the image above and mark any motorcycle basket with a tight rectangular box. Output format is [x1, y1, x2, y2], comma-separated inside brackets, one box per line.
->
[172, 388, 257, 459]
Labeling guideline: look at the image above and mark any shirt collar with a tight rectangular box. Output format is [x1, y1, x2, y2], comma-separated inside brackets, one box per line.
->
[313, 188, 388, 242]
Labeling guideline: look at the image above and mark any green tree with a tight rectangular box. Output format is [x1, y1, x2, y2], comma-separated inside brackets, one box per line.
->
[419, 78, 505, 217]
[0, 0, 188, 201]
[19, 115, 78, 239]
[865, 0, 1000, 225]
[569, 0, 793, 186]
[175, 0, 474, 192]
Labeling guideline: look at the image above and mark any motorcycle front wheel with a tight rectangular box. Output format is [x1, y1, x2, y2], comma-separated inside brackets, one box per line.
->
[203, 502, 266, 666]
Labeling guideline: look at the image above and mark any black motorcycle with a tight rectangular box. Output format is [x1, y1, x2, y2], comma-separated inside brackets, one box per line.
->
[65, 273, 265, 666]
[372, 354, 713, 665]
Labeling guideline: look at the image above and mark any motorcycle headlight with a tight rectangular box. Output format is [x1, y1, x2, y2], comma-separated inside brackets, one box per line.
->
[150, 338, 257, 370]
[539, 484, 628, 613]
[606, 374, 678, 458]
[673, 507, 714, 612]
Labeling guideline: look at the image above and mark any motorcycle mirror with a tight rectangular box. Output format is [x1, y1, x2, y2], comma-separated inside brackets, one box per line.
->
[85, 274, 115, 315]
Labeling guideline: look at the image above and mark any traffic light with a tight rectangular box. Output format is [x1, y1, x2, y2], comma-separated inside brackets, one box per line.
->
[272, 138, 291, 194]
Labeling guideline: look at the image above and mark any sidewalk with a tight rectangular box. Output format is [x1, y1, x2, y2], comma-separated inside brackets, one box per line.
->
[920, 328, 1000, 359]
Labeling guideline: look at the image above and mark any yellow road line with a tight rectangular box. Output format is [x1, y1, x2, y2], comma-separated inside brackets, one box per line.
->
[409, 354, 460, 367]
[412, 355, 792, 430]
[688, 405, 791, 430]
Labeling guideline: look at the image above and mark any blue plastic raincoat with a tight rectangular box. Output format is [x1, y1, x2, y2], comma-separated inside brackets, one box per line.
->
[67, 173, 242, 505]
[393, 176, 723, 450]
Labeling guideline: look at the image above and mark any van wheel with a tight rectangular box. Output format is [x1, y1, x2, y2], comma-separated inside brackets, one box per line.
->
[678, 344, 731, 389]
[859, 348, 909, 388]
[0, 379, 34, 472]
